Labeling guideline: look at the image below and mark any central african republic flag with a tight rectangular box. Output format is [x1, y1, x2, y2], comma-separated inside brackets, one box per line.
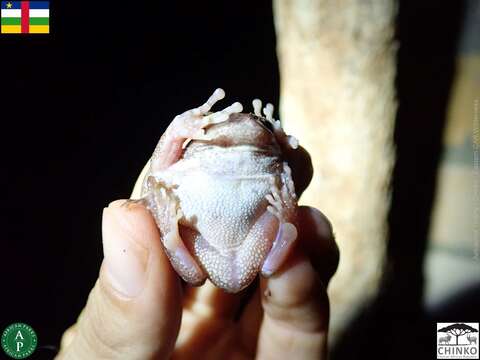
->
[1, 1, 49, 34]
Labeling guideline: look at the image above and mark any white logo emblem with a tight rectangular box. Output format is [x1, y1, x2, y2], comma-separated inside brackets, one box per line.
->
[437, 323, 479, 359]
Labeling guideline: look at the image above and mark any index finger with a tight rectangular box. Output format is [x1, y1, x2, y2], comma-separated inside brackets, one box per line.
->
[255, 206, 337, 359]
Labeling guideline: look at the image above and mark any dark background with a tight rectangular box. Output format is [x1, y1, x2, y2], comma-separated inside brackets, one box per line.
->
[0, 1, 478, 359]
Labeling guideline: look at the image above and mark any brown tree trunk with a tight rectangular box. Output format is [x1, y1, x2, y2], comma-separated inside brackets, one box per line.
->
[273, 0, 397, 342]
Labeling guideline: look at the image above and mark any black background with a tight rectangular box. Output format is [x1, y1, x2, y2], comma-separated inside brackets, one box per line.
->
[0, 1, 478, 359]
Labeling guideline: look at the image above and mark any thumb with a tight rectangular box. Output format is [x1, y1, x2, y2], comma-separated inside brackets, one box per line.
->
[57, 200, 182, 359]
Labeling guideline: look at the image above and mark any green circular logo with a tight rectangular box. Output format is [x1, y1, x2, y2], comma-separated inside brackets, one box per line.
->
[1, 323, 37, 359]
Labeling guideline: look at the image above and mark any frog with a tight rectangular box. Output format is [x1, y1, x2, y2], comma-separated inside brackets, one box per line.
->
[132, 89, 299, 293]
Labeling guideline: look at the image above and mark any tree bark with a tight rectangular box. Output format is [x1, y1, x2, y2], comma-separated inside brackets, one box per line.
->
[273, 0, 397, 342]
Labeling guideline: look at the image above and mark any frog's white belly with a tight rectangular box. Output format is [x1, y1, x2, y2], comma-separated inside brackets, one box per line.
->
[173, 171, 272, 252]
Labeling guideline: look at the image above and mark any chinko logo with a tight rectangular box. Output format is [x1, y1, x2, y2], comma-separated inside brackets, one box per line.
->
[437, 323, 479, 359]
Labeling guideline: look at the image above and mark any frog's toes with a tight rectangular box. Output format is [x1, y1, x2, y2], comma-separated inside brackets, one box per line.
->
[271, 119, 299, 150]
[266, 162, 297, 223]
[285, 132, 299, 149]
[174, 89, 242, 142]
[263, 103, 274, 121]
[252, 99, 263, 117]
[203, 101, 243, 126]
[262, 163, 298, 277]
[173, 114, 210, 142]
[146, 178, 207, 285]
[189, 88, 225, 116]
[256, 102, 298, 150]
[265, 190, 282, 220]
[280, 162, 297, 205]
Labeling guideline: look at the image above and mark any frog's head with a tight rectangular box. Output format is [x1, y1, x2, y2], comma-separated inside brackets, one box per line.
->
[187, 111, 279, 153]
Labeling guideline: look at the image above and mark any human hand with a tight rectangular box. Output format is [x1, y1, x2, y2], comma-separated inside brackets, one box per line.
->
[57, 147, 339, 359]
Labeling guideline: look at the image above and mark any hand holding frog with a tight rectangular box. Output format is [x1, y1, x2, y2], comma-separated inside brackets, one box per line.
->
[56, 91, 339, 359]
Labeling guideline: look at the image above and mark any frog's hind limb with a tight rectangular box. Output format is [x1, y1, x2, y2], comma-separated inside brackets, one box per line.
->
[186, 209, 279, 293]
[262, 162, 298, 277]
[151, 88, 243, 172]
[201, 163, 298, 291]
[141, 176, 207, 285]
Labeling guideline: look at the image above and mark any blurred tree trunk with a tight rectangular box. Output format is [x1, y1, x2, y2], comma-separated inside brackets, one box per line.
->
[273, 0, 397, 342]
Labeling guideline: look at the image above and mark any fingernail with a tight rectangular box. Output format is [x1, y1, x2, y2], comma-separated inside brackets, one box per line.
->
[262, 222, 298, 277]
[102, 207, 149, 298]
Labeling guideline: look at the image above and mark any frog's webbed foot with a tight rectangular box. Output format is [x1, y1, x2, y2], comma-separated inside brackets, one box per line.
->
[266, 162, 297, 222]
[174, 89, 243, 142]
[262, 163, 298, 277]
[151, 89, 243, 171]
[251, 99, 299, 150]
[144, 177, 207, 285]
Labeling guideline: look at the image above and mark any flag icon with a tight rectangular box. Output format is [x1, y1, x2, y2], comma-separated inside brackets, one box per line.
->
[1, 1, 49, 34]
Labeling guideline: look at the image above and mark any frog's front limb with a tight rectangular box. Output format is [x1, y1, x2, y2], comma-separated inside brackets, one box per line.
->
[261, 162, 298, 276]
[251, 99, 299, 151]
[151, 89, 243, 172]
[143, 176, 207, 285]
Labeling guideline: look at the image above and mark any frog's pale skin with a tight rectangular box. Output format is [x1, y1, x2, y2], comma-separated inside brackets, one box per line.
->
[135, 89, 299, 293]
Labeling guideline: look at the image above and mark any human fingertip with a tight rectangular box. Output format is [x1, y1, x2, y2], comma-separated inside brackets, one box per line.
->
[259, 246, 327, 334]
[107, 199, 129, 208]
[102, 207, 149, 298]
[298, 206, 339, 286]
[299, 207, 333, 240]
